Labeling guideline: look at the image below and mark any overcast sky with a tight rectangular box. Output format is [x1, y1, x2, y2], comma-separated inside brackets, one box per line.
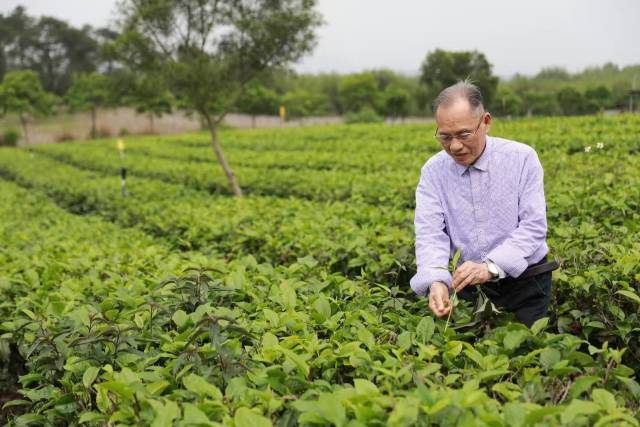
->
[2, 0, 639, 78]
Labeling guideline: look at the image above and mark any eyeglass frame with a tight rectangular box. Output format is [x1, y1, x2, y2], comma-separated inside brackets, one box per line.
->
[434, 114, 486, 145]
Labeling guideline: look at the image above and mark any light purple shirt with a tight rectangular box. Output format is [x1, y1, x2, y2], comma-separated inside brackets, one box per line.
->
[410, 135, 549, 296]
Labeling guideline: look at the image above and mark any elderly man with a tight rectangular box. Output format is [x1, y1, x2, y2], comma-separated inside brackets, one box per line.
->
[410, 81, 557, 327]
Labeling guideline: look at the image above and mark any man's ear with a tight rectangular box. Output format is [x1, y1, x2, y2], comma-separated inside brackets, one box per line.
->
[484, 112, 492, 133]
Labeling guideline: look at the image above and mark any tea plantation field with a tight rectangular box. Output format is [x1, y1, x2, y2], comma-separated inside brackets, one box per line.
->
[1, 115, 639, 426]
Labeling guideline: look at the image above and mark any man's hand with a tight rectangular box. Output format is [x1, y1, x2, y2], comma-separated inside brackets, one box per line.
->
[452, 261, 492, 292]
[428, 282, 452, 317]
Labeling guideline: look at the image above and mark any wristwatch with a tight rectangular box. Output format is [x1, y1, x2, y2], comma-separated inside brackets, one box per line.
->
[485, 260, 499, 280]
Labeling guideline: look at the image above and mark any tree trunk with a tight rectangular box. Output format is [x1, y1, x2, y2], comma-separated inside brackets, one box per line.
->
[203, 113, 243, 197]
[149, 113, 155, 133]
[91, 108, 97, 139]
[19, 113, 29, 145]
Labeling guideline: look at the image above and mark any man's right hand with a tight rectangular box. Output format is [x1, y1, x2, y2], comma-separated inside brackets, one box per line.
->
[428, 282, 452, 317]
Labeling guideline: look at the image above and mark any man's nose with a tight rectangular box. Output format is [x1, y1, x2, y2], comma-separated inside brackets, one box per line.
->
[449, 139, 464, 152]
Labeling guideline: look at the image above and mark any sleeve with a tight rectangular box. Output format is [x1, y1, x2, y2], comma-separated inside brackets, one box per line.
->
[409, 165, 453, 296]
[494, 262, 507, 279]
[486, 149, 547, 278]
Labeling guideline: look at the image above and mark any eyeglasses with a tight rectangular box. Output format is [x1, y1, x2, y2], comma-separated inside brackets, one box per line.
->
[435, 115, 484, 145]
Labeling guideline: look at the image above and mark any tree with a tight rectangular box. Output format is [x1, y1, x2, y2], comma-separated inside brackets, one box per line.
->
[382, 84, 410, 121]
[556, 87, 585, 116]
[102, 68, 137, 107]
[313, 73, 342, 114]
[338, 72, 381, 114]
[270, 69, 342, 114]
[370, 69, 398, 92]
[0, 70, 55, 144]
[584, 85, 611, 113]
[95, 27, 121, 74]
[420, 49, 499, 112]
[535, 67, 571, 81]
[282, 89, 330, 118]
[114, 0, 321, 197]
[31, 19, 99, 94]
[611, 82, 631, 110]
[235, 81, 279, 128]
[125, 74, 174, 133]
[65, 73, 110, 138]
[492, 87, 524, 117]
[0, 7, 35, 76]
[522, 91, 559, 116]
[0, 7, 100, 95]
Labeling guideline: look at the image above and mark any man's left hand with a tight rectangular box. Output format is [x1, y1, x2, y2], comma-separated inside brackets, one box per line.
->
[452, 261, 492, 292]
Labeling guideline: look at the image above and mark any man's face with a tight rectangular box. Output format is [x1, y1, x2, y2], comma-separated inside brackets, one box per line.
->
[435, 99, 491, 166]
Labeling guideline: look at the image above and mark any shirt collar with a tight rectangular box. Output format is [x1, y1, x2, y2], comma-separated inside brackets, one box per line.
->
[453, 136, 492, 176]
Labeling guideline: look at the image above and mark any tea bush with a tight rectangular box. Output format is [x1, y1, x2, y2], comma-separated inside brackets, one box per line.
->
[0, 114, 639, 426]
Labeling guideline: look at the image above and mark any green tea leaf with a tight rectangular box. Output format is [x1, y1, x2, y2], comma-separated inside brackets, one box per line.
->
[616, 290, 640, 305]
[172, 310, 188, 328]
[78, 412, 107, 424]
[183, 403, 212, 425]
[492, 382, 522, 401]
[560, 399, 600, 424]
[540, 348, 561, 370]
[234, 407, 272, 427]
[353, 379, 379, 396]
[1, 399, 31, 409]
[569, 376, 600, 398]
[616, 376, 640, 399]
[279, 282, 297, 310]
[149, 399, 180, 427]
[503, 330, 529, 351]
[416, 316, 435, 344]
[82, 366, 100, 389]
[278, 347, 310, 377]
[388, 397, 418, 426]
[183, 374, 222, 399]
[530, 317, 549, 335]
[312, 295, 331, 322]
[98, 381, 134, 401]
[451, 248, 462, 270]
[357, 328, 375, 350]
[591, 388, 617, 412]
[293, 393, 346, 427]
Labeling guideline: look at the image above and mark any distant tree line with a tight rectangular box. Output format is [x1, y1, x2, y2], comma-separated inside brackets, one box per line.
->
[492, 64, 637, 117]
[2, 3, 639, 195]
[2, 5, 638, 136]
[267, 58, 639, 120]
[0, 6, 174, 142]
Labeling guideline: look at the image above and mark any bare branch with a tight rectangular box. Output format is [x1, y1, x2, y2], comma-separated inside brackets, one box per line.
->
[131, 0, 173, 57]
[182, 1, 193, 48]
[199, 0, 219, 51]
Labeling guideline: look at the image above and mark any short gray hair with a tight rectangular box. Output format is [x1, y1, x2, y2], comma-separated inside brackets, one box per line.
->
[432, 80, 485, 116]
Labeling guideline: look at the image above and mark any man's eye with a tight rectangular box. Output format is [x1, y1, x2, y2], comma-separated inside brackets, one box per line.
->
[457, 132, 472, 140]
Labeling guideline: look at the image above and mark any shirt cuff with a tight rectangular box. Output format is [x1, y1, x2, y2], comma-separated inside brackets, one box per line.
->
[410, 269, 453, 296]
[486, 244, 529, 278]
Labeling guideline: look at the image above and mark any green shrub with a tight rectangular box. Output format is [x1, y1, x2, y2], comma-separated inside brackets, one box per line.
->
[344, 106, 384, 124]
[56, 132, 75, 142]
[0, 129, 20, 146]
[96, 126, 112, 138]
